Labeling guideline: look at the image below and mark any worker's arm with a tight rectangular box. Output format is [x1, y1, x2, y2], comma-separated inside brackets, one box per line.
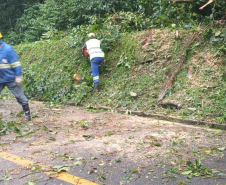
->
[8, 47, 23, 86]
[199, 0, 215, 10]
[82, 43, 87, 51]
[8, 47, 22, 76]
[82, 43, 87, 56]
[82, 46, 85, 53]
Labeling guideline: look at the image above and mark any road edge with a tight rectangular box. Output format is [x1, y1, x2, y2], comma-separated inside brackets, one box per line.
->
[66, 102, 226, 131]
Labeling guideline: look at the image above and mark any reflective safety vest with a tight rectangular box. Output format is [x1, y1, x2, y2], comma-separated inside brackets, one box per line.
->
[86, 39, 104, 61]
[0, 42, 22, 83]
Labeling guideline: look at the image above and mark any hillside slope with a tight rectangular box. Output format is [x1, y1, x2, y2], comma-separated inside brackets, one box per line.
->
[14, 29, 226, 124]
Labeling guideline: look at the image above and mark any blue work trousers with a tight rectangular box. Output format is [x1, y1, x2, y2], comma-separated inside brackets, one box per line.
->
[0, 81, 28, 105]
[91, 57, 104, 83]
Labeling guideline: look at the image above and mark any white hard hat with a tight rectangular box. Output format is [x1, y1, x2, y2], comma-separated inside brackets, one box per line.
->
[88, 33, 95, 38]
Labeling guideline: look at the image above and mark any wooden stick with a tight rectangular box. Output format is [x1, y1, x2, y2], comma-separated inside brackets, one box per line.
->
[199, 0, 215, 10]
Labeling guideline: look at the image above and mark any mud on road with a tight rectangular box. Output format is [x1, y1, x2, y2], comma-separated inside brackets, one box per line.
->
[0, 99, 226, 185]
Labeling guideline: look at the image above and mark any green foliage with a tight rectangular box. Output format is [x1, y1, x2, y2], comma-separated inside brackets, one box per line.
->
[0, 121, 20, 136]
[0, 0, 40, 35]
[0, 169, 11, 181]
[78, 120, 89, 129]
[19, 41, 91, 103]
[13, 15, 122, 104]
[145, 0, 211, 29]
[104, 11, 146, 32]
[5, 0, 141, 44]
[115, 158, 121, 162]
[14, 27, 226, 125]
[182, 159, 212, 178]
[7, 0, 63, 44]
[202, 27, 226, 56]
[4, 0, 226, 44]
[69, 22, 120, 53]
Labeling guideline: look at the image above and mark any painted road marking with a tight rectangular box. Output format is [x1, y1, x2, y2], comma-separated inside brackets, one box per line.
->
[0, 152, 99, 185]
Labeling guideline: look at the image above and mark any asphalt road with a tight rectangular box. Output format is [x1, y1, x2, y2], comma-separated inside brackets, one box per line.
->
[0, 99, 226, 185]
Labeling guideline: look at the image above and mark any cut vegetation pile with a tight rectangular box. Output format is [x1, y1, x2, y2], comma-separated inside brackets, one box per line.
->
[8, 28, 226, 124]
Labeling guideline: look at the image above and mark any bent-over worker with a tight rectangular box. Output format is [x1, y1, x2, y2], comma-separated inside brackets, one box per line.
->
[82, 33, 105, 93]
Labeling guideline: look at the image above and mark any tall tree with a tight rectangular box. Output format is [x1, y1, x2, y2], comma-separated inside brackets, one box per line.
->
[0, 0, 40, 34]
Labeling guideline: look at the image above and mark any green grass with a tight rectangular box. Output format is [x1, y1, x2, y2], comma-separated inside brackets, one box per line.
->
[14, 29, 226, 124]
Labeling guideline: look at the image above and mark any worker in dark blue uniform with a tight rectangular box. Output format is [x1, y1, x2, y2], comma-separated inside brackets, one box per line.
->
[0, 32, 31, 121]
[82, 33, 105, 93]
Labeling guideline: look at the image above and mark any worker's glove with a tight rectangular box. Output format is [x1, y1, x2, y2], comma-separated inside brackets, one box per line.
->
[15, 76, 23, 86]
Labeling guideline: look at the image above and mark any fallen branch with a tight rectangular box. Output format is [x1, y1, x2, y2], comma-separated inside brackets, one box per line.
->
[141, 30, 155, 50]
[199, 0, 215, 10]
[139, 165, 152, 168]
[159, 100, 184, 109]
[157, 29, 206, 103]
[18, 171, 41, 179]
[104, 150, 122, 155]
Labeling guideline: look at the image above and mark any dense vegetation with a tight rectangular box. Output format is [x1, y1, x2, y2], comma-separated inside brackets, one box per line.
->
[12, 25, 226, 125]
[1, 0, 226, 124]
[1, 0, 226, 44]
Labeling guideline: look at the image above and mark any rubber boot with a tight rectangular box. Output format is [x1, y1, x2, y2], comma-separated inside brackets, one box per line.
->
[22, 104, 31, 121]
[91, 82, 99, 93]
